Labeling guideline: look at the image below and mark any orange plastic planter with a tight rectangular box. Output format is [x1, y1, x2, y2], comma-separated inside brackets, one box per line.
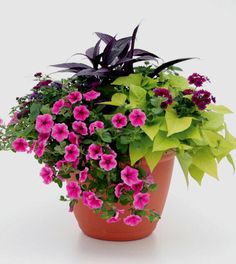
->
[73, 152, 175, 241]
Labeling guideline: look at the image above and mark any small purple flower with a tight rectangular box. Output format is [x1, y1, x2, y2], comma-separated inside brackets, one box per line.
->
[153, 88, 173, 108]
[33, 80, 52, 90]
[34, 72, 42, 78]
[192, 89, 216, 110]
[182, 89, 194, 95]
[188, 73, 210, 87]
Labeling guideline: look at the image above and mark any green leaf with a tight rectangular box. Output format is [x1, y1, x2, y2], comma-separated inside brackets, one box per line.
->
[227, 154, 235, 173]
[149, 183, 158, 192]
[99, 93, 127, 106]
[40, 104, 51, 114]
[168, 74, 189, 89]
[144, 149, 163, 172]
[100, 131, 112, 143]
[189, 164, 205, 185]
[202, 112, 224, 131]
[112, 73, 142, 86]
[153, 131, 180, 151]
[165, 108, 192, 136]
[206, 104, 233, 114]
[141, 123, 160, 140]
[201, 130, 223, 147]
[177, 152, 192, 185]
[129, 136, 152, 165]
[29, 103, 41, 121]
[129, 84, 147, 109]
[192, 148, 218, 178]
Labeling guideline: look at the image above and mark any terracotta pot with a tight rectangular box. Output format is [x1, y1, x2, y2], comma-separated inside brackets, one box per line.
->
[73, 152, 175, 241]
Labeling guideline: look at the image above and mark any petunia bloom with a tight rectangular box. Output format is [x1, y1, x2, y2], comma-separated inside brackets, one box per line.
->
[52, 99, 65, 115]
[79, 167, 89, 182]
[106, 210, 125, 224]
[133, 192, 150, 210]
[114, 183, 131, 198]
[66, 181, 81, 200]
[123, 215, 142, 226]
[35, 141, 46, 157]
[99, 154, 117, 171]
[73, 105, 90, 121]
[68, 132, 79, 145]
[131, 180, 144, 194]
[72, 121, 88, 136]
[40, 165, 53, 184]
[35, 114, 54, 134]
[66, 91, 82, 104]
[88, 144, 103, 160]
[83, 90, 101, 101]
[0, 118, 3, 125]
[51, 123, 69, 142]
[12, 138, 29, 152]
[64, 144, 80, 162]
[111, 113, 127, 129]
[82, 191, 103, 209]
[129, 109, 146, 127]
[121, 166, 139, 186]
[89, 121, 104, 135]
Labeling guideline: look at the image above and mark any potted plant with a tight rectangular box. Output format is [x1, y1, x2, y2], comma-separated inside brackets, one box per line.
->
[0, 26, 235, 241]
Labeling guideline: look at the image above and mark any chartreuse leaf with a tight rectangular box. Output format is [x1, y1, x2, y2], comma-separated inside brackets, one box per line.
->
[153, 131, 180, 151]
[175, 126, 201, 140]
[99, 93, 127, 106]
[201, 130, 223, 147]
[168, 74, 189, 89]
[192, 147, 218, 178]
[206, 104, 233, 114]
[141, 123, 160, 140]
[141, 76, 157, 90]
[129, 135, 152, 165]
[112, 73, 142, 86]
[227, 154, 235, 173]
[144, 148, 163, 172]
[129, 84, 147, 109]
[177, 151, 192, 185]
[189, 164, 205, 185]
[202, 112, 224, 130]
[165, 108, 192, 136]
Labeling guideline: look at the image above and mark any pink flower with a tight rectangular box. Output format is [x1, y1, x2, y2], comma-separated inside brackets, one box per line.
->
[146, 173, 155, 184]
[35, 114, 54, 134]
[0, 118, 3, 125]
[121, 166, 139, 186]
[72, 121, 88, 136]
[123, 215, 142, 226]
[99, 154, 117, 171]
[111, 113, 127, 129]
[67, 91, 82, 104]
[131, 180, 144, 194]
[55, 160, 67, 170]
[12, 138, 29, 152]
[38, 133, 50, 143]
[83, 90, 101, 101]
[27, 140, 37, 154]
[114, 183, 131, 198]
[88, 144, 103, 160]
[51, 123, 69, 142]
[133, 192, 150, 210]
[68, 132, 79, 145]
[72, 158, 79, 169]
[64, 102, 72, 108]
[52, 99, 64, 115]
[35, 141, 46, 157]
[79, 167, 89, 182]
[89, 121, 104, 135]
[40, 165, 53, 184]
[129, 109, 146, 127]
[64, 144, 80, 162]
[73, 105, 90, 121]
[82, 191, 103, 209]
[66, 181, 81, 200]
[8, 111, 19, 126]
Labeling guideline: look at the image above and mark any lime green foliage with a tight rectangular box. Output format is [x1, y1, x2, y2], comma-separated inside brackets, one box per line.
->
[99, 93, 127, 106]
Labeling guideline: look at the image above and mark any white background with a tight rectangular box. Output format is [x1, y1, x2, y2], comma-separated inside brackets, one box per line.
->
[0, 0, 236, 263]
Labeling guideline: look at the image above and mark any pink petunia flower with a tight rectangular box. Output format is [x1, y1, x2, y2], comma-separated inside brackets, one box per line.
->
[55, 160, 68, 170]
[123, 215, 142, 226]
[131, 180, 144, 194]
[72, 121, 88, 136]
[35, 141, 46, 157]
[35, 114, 54, 134]
[40, 165, 53, 184]
[12, 138, 29, 152]
[89, 121, 104, 135]
[51, 123, 69, 142]
[64, 144, 80, 162]
[146, 173, 155, 184]
[38, 133, 50, 143]
[68, 132, 79, 145]
[129, 109, 146, 127]
[72, 158, 79, 169]
[111, 113, 127, 129]
[64, 102, 72, 108]
[66, 181, 81, 200]
[99, 154, 117, 171]
[82, 191, 103, 209]
[88, 144, 103, 160]
[0, 118, 3, 125]
[121, 166, 139, 186]
[79, 167, 89, 182]
[52, 99, 65, 115]
[133, 192, 150, 210]
[27, 140, 37, 154]
[83, 90, 101, 101]
[114, 183, 131, 198]
[106, 209, 125, 224]
[73, 105, 90, 121]
[66, 91, 82, 104]
[8, 111, 19, 126]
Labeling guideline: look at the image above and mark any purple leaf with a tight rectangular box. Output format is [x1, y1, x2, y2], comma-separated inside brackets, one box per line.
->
[95, 32, 115, 44]
[132, 49, 160, 59]
[51, 63, 92, 69]
[102, 38, 117, 67]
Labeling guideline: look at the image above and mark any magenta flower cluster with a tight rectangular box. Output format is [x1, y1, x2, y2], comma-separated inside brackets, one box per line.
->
[153, 88, 173, 108]
[188, 73, 209, 87]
